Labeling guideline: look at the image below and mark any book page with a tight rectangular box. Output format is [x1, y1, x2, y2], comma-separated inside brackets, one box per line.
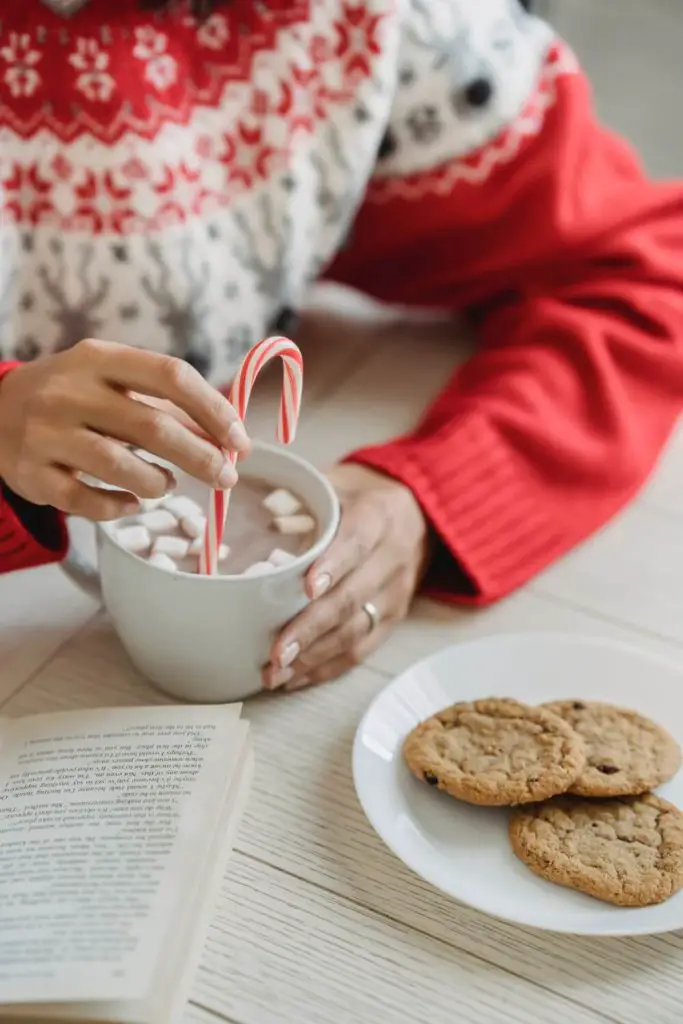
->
[0, 705, 243, 1007]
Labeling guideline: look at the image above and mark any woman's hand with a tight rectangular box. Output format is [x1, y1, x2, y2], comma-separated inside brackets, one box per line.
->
[264, 463, 431, 692]
[0, 340, 250, 521]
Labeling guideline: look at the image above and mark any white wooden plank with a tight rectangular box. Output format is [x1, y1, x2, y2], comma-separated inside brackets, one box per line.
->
[184, 1004, 236, 1024]
[240, 283, 450, 451]
[640, 427, 683, 520]
[365, 588, 683, 678]
[292, 318, 469, 468]
[531, 502, 683, 645]
[0, 563, 98, 704]
[0, 612, 165, 715]
[11, 612, 683, 1024]
[194, 853, 614, 1024]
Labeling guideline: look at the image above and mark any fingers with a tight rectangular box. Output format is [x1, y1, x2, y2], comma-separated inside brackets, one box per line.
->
[277, 624, 391, 694]
[264, 585, 396, 690]
[270, 550, 397, 676]
[88, 390, 239, 489]
[57, 429, 176, 499]
[32, 467, 141, 521]
[81, 341, 251, 454]
[304, 495, 386, 600]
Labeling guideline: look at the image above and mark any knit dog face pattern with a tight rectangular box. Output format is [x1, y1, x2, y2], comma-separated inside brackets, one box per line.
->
[0, 1, 555, 382]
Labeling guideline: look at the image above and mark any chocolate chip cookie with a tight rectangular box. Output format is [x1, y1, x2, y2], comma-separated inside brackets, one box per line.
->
[509, 793, 683, 906]
[543, 700, 681, 798]
[403, 698, 586, 806]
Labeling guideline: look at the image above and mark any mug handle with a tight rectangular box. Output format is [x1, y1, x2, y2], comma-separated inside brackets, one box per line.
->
[60, 519, 103, 600]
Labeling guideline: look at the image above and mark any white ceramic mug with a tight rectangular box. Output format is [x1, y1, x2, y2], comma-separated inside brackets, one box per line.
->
[62, 442, 340, 703]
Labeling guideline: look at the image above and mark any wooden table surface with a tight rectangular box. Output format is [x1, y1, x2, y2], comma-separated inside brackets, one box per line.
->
[3, 297, 683, 1024]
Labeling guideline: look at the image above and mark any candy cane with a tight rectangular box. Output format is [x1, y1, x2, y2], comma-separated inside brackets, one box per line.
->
[199, 337, 304, 575]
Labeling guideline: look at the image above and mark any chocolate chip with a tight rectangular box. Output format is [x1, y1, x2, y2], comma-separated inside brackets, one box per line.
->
[423, 772, 439, 787]
[597, 765, 620, 775]
[572, 702, 586, 710]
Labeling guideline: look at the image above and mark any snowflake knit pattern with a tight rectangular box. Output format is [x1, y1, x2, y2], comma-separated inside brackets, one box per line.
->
[0, 0, 560, 383]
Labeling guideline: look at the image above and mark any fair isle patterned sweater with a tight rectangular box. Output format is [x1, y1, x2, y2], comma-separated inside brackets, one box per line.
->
[1, 0, 683, 601]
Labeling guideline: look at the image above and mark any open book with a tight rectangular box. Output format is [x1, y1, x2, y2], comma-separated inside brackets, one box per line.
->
[0, 704, 252, 1024]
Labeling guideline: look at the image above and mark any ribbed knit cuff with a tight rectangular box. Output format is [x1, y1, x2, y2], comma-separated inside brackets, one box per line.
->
[0, 488, 67, 573]
[346, 414, 569, 604]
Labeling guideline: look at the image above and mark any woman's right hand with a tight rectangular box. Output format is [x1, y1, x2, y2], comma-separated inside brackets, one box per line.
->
[0, 340, 250, 521]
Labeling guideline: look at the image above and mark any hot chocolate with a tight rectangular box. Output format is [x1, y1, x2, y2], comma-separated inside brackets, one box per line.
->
[112, 477, 318, 576]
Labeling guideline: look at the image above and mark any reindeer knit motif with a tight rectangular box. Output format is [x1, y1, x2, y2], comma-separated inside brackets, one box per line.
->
[0, 0, 558, 383]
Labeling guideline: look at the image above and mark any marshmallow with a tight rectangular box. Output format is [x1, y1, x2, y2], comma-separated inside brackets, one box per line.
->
[140, 496, 165, 512]
[138, 508, 178, 533]
[152, 535, 190, 559]
[163, 495, 203, 519]
[179, 514, 207, 539]
[274, 514, 316, 536]
[268, 547, 296, 567]
[116, 525, 151, 554]
[263, 488, 302, 518]
[148, 552, 177, 573]
[242, 561, 274, 578]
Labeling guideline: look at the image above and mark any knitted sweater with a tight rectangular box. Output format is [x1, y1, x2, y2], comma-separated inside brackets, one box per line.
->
[2, 0, 683, 602]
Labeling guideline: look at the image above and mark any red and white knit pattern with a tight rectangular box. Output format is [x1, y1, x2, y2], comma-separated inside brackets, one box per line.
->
[0, 0, 562, 383]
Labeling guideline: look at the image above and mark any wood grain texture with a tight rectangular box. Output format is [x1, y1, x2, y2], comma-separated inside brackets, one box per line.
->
[365, 589, 683, 679]
[290, 318, 468, 468]
[641, 427, 683, 520]
[184, 1005, 237, 1024]
[0, 563, 98, 704]
[8, 613, 683, 1024]
[193, 853, 617, 1024]
[532, 502, 683, 645]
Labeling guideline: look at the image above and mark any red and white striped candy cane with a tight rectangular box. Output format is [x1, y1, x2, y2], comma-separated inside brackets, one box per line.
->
[199, 336, 304, 575]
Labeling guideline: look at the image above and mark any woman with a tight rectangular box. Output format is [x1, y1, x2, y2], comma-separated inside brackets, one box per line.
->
[1, 0, 683, 693]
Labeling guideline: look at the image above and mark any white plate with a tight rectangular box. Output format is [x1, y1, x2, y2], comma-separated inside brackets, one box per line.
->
[353, 633, 683, 936]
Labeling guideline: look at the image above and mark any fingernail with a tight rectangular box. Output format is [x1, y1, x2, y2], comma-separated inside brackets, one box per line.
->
[122, 501, 141, 515]
[285, 676, 311, 693]
[164, 472, 178, 493]
[266, 666, 295, 689]
[228, 420, 249, 451]
[311, 572, 331, 599]
[218, 460, 237, 488]
[278, 641, 300, 669]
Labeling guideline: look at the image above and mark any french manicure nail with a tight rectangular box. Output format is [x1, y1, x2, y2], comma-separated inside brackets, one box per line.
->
[311, 572, 331, 599]
[268, 666, 295, 689]
[278, 641, 300, 669]
[228, 420, 249, 450]
[218, 460, 237, 488]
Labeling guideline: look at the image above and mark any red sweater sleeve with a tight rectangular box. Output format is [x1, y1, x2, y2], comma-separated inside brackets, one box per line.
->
[0, 362, 68, 574]
[330, 56, 683, 604]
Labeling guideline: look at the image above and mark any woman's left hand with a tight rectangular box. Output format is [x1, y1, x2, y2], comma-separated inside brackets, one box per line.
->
[263, 463, 431, 693]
